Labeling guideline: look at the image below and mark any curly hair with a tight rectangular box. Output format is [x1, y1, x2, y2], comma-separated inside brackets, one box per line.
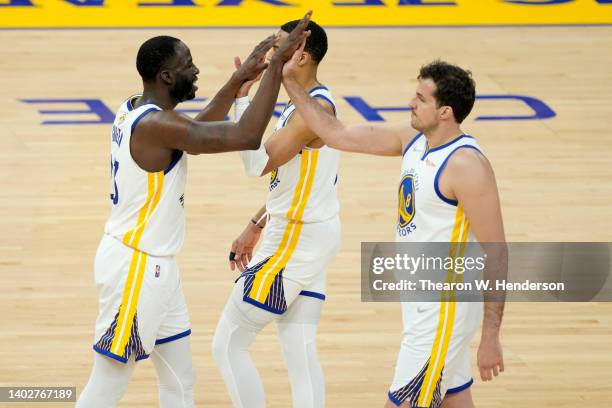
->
[418, 60, 476, 123]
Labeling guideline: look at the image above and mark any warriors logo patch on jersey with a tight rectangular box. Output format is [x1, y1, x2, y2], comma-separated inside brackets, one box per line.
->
[398, 174, 416, 227]
[269, 168, 280, 191]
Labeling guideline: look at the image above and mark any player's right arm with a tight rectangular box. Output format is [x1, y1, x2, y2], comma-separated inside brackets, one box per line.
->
[284, 79, 409, 156]
[137, 11, 313, 154]
[230, 205, 267, 272]
[282, 51, 413, 157]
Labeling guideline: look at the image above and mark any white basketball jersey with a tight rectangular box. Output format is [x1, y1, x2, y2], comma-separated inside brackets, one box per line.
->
[396, 134, 482, 243]
[104, 96, 187, 257]
[266, 86, 340, 223]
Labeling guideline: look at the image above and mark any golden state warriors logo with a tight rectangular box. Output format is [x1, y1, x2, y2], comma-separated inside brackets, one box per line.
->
[270, 168, 280, 191]
[398, 175, 415, 227]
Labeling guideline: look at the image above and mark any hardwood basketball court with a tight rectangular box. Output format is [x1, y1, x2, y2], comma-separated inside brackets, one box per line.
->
[0, 25, 611, 407]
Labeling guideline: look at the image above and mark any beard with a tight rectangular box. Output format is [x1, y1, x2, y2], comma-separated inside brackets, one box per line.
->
[170, 75, 196, 103]
[410, 116, 423, 132]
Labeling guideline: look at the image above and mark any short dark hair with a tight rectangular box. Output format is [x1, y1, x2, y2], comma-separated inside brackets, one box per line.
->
[136, 36, 181, 82]
[418, 60, 476, 123]
[280, 20, 328, 64]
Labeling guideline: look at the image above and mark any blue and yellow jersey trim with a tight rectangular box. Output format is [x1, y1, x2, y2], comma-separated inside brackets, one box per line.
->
[388, 358, 443, 408]
[94, 309, 148, 363]
[239, 257, 288, 314]
[434, 144, 482, 207]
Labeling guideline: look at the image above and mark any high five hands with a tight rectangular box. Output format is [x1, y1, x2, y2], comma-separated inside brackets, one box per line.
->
[233, 11, 312, 97]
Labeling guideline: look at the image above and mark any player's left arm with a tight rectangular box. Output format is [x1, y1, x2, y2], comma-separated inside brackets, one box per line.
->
[445, 147, 507, 382]
[193, 74, 243, 122]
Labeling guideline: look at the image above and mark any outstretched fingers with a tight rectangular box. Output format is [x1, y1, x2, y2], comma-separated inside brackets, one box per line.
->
[287, 11, 312, 45]
[253, 34, 276, 58]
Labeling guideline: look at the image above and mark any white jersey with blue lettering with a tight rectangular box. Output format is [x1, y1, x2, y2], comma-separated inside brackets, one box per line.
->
[104, 96, 187, 257]
[266, 86, 340, 223]
[396, 133, 483, 243]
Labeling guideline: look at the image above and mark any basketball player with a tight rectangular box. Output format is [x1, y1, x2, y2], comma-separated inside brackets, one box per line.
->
[76, 13, 312, 407]
[211, 20, 339, 408]
[282, 59, 506, 408]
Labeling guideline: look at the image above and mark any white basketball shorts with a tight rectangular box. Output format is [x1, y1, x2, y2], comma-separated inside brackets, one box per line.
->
[237, 215, 341, 315]
[388, 301, 483, 407]
[92, 234, 191, 363]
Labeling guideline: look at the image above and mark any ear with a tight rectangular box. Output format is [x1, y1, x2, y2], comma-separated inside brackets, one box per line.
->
[159, 70, 173, 86]
[439, 106, 454, 121]
[297, 51, 311, 68]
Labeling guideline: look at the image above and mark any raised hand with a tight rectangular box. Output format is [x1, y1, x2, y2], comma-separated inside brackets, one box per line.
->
[233, 35, 276, 88]
[272, 10, 312, 63]
[234, 55, 264, 98]
[282, 36, 307, 82]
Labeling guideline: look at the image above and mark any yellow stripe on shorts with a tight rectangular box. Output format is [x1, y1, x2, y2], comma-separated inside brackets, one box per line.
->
[417, 206, 470, 406]
[111, 172, 164, 356]
[110, 249, 147, 355]
[249, 150, 319, 303]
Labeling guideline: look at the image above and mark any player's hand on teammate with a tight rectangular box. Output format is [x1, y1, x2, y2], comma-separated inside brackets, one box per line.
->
[271, 10, 312, 63]
[229, 221, 263, 272]
[281, 35, 308, 82]
[477, 334, 505, 382]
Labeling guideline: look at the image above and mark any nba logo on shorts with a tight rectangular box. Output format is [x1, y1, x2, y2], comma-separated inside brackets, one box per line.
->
[155, 265, 161, 278]
[398, 174, 415, 227]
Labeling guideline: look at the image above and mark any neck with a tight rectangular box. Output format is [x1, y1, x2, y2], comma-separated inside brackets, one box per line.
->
[423, 122, 464, 149]
[294, 68, 320, 93]
[137, 84, 178, 110]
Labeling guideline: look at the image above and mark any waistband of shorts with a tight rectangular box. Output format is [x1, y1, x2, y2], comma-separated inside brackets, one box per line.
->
[102, 233, 176, 259]
[267, 213, 339, 225]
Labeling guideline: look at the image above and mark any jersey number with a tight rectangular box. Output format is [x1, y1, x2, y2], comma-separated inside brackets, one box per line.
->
[110, 158, 119, 205]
